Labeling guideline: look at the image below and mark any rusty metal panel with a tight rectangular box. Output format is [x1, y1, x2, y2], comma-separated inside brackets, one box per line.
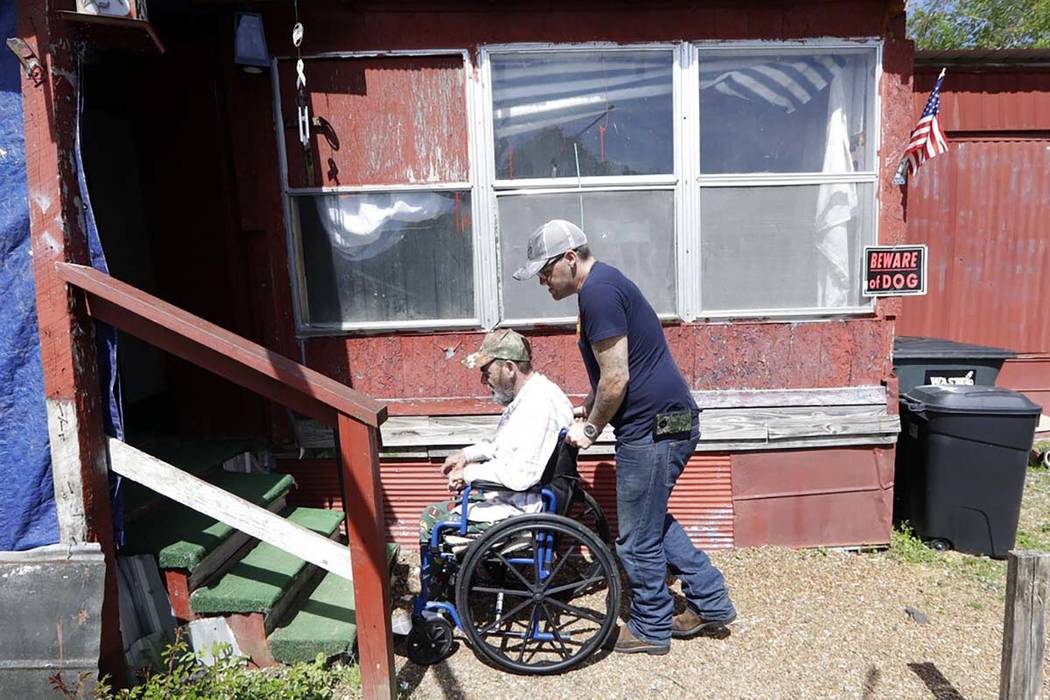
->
[997, 356, 1050, 413]
[899, 138, 1050, 353]
[278, 56, 470, 188]
[914, 68, 1050, 132]
[731, 447, 894, 548]
[280, 454, 734, 549]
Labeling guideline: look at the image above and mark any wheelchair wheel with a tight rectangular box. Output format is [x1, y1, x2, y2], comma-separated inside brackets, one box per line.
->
[455, 513, 620, 675]
[568, 488, 611, 544]
[406, 614, 455, 666]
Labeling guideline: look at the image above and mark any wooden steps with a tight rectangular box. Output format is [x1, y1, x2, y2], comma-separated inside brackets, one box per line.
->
[189, 507, 344, 617]
[269, 544, 400, 665]
[125, 453, 399, 666]
[122, 469, 295, 621]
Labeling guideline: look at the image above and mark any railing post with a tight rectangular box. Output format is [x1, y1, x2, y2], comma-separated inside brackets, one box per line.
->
[19, 0, 125, 686]
[1000, 550, 1050, 700]
[337, 414, 394, 700]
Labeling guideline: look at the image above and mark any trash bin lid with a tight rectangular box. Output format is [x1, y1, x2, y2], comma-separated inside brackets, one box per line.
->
[902, 385, 1042, 415]
[893, 336, 1016, 360]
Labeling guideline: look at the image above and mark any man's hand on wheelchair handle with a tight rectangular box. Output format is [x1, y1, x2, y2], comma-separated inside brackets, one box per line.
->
[565, 421, 594, 450]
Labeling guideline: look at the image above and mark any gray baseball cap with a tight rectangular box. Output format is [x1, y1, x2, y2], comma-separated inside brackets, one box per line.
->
[512, 219, 589, 281]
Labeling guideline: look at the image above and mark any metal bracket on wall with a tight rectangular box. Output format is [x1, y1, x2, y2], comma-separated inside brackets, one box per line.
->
[6, 37, 44, 86]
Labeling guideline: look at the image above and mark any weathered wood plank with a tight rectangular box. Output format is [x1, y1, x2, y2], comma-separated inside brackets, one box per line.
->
[1000, 550, 1050, 700]
[108, 439, 353, 581]
[292, 385, 898, 455]
[692, 386, 887, 409]
[700, 406, 898, 441]
[694, 433, 899, 452]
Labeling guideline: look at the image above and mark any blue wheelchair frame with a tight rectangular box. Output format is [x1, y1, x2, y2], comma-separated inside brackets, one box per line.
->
[413, 481, 561, 640]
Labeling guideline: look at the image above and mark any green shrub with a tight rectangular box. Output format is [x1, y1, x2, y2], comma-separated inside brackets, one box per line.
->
[87, 634, 359, 700]
[889, 521, 940, 564]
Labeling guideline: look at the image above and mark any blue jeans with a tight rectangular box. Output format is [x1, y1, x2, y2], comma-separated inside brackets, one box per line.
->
[615, 421, 735, 644]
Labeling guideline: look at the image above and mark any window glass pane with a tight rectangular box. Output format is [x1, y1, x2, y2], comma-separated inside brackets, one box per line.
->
[498, 190, 675, 320]
[295, 191, 474, 324]
[700, 184, 873, 310]
[699, 50, 876, 174]
[491, 51, 673, 180]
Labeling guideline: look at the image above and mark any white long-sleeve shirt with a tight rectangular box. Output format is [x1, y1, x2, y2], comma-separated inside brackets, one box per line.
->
[458, 373, 573, 522]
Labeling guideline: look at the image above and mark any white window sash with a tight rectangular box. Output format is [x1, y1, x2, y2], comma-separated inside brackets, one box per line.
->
[274, 40, 883, 334]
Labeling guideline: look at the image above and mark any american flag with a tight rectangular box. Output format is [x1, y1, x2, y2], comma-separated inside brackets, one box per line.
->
[902, 68, 949, 179]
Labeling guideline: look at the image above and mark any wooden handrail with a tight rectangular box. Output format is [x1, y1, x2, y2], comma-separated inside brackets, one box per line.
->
[54, 263, 386, 428]
[58, 262, 396, 698]
[108, 439, 354, 580]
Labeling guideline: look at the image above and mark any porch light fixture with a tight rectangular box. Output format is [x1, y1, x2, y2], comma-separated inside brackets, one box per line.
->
[234, 12, 269, 73]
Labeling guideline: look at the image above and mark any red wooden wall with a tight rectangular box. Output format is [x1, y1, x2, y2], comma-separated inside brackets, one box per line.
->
[216, 0, 913, 417]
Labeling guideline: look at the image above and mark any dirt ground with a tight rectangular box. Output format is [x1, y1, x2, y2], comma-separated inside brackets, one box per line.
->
[384, 468, 1050, 699]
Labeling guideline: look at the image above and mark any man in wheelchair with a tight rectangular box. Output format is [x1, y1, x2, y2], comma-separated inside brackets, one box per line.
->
[409, 330, 621, 674]
[418, 329, 573, 565]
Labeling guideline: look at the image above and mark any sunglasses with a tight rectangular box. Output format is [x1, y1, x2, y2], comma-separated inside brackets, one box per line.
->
[538, 253, 566, 278]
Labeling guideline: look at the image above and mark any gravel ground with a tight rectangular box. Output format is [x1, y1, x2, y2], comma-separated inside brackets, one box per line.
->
[384, 469, 1050, 699]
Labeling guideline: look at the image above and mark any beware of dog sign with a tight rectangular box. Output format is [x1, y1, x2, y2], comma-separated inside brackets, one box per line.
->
[862, 245, 927, 297]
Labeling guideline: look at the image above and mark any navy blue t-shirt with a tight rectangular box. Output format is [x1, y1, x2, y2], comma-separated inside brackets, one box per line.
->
[577, 262, 698, 442]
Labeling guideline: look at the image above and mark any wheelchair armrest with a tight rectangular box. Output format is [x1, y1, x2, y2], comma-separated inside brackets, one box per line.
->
[469, 479, 543, 495]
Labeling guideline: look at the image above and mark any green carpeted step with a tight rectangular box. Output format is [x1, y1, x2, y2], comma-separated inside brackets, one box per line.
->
[122, 471, 295, 570]
[269, 543, 400, 665]
[189, 507, 345, 615]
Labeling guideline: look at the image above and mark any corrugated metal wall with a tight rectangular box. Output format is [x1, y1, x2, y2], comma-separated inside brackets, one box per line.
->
[900, 66, 1050, 354]
[278, 454, 734, 549]
[899, 138, 1050, 352]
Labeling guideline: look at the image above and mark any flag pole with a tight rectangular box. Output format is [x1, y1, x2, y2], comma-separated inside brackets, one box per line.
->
[893, 66, 947, 185]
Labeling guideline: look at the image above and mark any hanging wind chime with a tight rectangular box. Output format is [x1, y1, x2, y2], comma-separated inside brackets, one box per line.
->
[291, 1, 315, 184]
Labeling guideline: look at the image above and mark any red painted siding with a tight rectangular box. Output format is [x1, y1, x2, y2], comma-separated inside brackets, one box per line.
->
[997, 357, 1050, 415]
[307, 319, 895, 410]
[731, 447, 894, 548]
[278, 453, 734, 549]
[900, 65, 1050, 355]
[913, 68, 1050, 133]
[278, 56, 470, 189]
[899, 138, 1050, 353]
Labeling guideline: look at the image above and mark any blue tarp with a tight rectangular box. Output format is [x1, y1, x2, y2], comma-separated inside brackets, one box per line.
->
[0, 1, 60, 550]
[0, 6, 124, 550]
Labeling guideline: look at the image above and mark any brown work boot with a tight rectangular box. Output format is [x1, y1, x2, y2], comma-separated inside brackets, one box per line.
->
[608, 624, 670, 655]
[671, 608, 737, 639]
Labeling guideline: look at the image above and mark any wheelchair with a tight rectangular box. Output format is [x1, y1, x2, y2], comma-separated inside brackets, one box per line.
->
[406, 437, 620, 674]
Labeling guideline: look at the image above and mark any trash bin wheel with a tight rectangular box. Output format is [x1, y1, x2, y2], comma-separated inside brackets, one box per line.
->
[925, 538, 951, 552]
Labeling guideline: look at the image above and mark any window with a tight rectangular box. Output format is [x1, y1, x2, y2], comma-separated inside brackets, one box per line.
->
[294, 190, 474, 324]
[277, 42, 880, 333]
[488, 49, 676, 322]
[275, 54, 477, 331]
[696, 48, 877, 312]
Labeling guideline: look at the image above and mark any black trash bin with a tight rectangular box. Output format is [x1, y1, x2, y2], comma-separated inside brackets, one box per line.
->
[893, 336, 1015, 396]
[894, 385, 1042, 558]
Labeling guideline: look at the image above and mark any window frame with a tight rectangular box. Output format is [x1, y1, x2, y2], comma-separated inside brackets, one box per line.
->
[479, 43, 682, 327]
[272, 49, 491, 335]
[274, 40, 883, 336]
[691, 40, 883, 319]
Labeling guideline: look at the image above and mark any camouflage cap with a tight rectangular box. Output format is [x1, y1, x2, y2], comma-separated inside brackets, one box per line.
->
[463, 329, 532, 369]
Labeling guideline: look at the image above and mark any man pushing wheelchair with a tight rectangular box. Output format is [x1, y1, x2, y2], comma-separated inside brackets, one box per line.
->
[408, 221, 735, 672]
